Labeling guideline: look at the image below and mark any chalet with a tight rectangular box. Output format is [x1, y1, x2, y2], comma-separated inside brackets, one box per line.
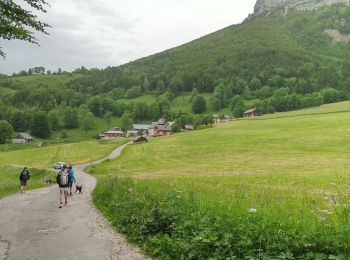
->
[155, 125, 172, 136]
[12, 133, 34, 144]
[132, 124, 151, 136]
[100, 127, 125, 139]
[244, 108, 262, 118]
[213, 114, 220, 124]
[213, 114, 230, 123]
[133, 136, 148, 143]
[149, 118, 172, 136]
[185, 124, 194, 131]
[222, 115, 230, 123]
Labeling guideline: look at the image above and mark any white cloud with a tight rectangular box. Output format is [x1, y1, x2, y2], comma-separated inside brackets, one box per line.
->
[0, 0, 256, 74]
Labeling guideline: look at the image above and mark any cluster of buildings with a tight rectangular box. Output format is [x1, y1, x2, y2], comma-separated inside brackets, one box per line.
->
[99, 118, 176, 140]
[100, 108, 263, 141]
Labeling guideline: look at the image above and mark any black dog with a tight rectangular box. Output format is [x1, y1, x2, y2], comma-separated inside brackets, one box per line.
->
[74, 185, 83, 194]
[45, 179, 56, 186]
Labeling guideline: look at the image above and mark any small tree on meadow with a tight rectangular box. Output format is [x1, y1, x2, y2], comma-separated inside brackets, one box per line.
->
[30, 112, 50, 138]
[0, 120, 13, 144]
[192, 95, 207, 114]
[121, 111, 133, 132]
[103, 111, 113, 129]
[81, 112, 95, 132]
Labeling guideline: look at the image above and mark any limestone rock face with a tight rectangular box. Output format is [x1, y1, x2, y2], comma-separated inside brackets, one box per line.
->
[251, 0, 350, 18]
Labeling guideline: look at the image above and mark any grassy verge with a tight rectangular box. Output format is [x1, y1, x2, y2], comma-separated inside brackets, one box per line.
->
[90, 101, 350, 259]
[0, 165, 55, 198]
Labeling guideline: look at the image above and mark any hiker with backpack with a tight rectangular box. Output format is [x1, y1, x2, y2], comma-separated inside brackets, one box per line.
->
[19, 167, 30, 194]
[68, 165, 76, 196]
[56, 165, 69, 208]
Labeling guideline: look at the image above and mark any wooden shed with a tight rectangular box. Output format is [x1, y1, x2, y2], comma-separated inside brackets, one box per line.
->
[244, 108, 262, 118]
[133, 136, 148, 143]
[12, 133, 34, 144]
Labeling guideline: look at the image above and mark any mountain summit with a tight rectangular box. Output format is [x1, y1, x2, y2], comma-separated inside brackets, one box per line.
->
[251, 0, 350, 17]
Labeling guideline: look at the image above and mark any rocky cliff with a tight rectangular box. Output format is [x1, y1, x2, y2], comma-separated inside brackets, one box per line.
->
[250, 0, 350, 18]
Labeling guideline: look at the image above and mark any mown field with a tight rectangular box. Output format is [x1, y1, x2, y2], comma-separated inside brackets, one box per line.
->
[90, 101, 350, 259]
[0, 165, 54, 198]
[0, 139, 126, 168]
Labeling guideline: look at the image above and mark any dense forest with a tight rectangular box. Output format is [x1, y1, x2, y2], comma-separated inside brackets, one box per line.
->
[1, 4, 350, 140]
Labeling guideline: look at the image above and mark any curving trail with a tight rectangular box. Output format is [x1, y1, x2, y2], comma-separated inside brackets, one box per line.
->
[0, 142, 149, 260]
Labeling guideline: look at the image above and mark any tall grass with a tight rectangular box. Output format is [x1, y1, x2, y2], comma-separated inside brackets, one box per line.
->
[0, 166, 55, 198]
[90, 103, 350, 258]
[94, 176, 350, 258]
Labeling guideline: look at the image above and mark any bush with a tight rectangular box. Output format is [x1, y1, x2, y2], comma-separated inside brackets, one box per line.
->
[192, 96, 207, 114]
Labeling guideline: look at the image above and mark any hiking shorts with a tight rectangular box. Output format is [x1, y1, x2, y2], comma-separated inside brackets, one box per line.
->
[59, 187, 69, 192]
[20, 180, 28, 186]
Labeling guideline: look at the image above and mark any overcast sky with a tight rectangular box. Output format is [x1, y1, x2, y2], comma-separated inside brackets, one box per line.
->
[0, 0, 256, 75]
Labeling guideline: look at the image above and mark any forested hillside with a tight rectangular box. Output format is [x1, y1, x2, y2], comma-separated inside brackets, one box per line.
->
[1, 4, 350, 139]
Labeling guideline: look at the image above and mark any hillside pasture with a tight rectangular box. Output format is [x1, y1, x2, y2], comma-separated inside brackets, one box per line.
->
[91, 101, 350, 259]
[0, 140, 127, 168]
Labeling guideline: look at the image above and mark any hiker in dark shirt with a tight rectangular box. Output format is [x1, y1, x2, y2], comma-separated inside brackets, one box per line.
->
[19, 167, 30, 194]
[56, 165, 69, 208]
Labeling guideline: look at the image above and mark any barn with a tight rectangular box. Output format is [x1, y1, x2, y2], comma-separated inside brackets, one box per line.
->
[244, 108, 262, 118]
[12, 133, 34, 144]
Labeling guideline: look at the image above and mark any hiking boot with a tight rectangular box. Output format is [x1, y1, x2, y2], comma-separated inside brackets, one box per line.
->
[70, 192, 72, 196]
[59, 202, 62, 208]
[65, 201, 67, 206]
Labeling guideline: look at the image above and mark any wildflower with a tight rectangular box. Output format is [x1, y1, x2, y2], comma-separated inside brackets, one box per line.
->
[248, 208, 257, 213]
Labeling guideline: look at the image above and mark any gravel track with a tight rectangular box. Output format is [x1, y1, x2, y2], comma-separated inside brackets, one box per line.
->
[0, 143, 149, 260]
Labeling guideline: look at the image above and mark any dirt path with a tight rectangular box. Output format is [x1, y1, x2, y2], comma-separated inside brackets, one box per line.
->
[0, 143, 149, 260]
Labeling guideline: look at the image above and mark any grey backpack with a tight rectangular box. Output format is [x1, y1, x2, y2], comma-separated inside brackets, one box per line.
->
[59, 171, 69, 185]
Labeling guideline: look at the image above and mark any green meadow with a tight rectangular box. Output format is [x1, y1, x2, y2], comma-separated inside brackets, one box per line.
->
[91, 101, 350, 259]
[0, 165, 54, 198]
[0, 139, 126, 168]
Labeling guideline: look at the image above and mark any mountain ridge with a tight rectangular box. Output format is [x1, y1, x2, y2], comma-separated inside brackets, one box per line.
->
[249, 0, 350, 19]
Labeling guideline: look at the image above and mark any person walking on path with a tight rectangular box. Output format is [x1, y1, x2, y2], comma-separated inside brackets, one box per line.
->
[19, 167, 30, 194]
[56, 165, 69, 208]
[68, 165, 76, 196]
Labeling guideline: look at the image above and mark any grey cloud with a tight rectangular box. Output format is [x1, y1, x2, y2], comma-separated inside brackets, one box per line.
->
[0, 0, 255, 74]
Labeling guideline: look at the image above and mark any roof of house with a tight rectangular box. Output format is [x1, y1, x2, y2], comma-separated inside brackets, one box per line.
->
[244, 108, 260, 114]
[104, 130, 124, 135]
[133, 124, 151, 130]
[156, 125, 172, 132]
[14, 133, 34, 140]
[133, 136, 148, 142]
[108, 127, 122, 131]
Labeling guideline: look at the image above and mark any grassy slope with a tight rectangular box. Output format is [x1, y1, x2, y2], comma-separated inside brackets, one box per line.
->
[90, 101, 350, 258]
[12, 74, 82, 88]
[0, 140, 127, 168]
[0, 166, 55, 198]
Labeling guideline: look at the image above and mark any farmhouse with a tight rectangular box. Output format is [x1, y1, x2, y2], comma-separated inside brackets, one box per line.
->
[244, 108, 262, 117]
[213, 114, 230, 123]
[133, 136, 148, 143]
[100, 127, 125, 139]
[132, 124, 151, 136]
[149, 118, 173, 136]
[12, 133, 34, 144]
[213, 114, 220, 124]
[155, 125, 172, 136]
